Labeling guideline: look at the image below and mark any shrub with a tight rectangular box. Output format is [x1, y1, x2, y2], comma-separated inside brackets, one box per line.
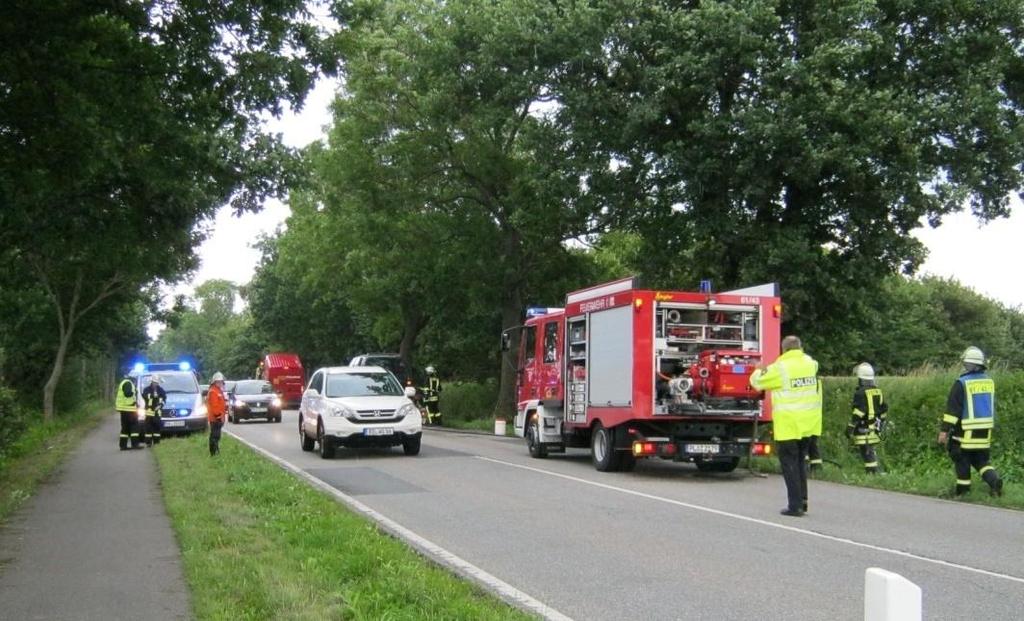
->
[441, 379, 499, 423]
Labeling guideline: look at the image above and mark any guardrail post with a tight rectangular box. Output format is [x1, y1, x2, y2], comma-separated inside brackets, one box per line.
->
[864, 567, 921, 621]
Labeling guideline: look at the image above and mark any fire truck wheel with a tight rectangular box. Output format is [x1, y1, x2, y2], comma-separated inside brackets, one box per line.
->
[591, 423, 622, 472]
[526, 422, 548, 458]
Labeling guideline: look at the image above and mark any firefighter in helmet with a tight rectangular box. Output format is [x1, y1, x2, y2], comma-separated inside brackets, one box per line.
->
[421, 365, 442, 426]
[938, 346, 1003, 497]
[846, 363, 887, 473]
[141, 374, 167, 447]
[115, 370, 140, 450]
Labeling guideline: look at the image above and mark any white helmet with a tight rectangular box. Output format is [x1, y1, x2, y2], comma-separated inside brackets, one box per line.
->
[425, 365, 436, 374]
[855, 363, 874, 381]
[961, 346, 985, 366]
[150, 375, 163, 384]
[211, 371, 225, 382]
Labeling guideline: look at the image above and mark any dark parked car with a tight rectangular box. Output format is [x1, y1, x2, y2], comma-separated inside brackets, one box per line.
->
[228, 380, 283, 423]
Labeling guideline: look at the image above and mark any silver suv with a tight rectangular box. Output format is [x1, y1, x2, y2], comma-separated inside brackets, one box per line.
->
[298, 366, 422, 459]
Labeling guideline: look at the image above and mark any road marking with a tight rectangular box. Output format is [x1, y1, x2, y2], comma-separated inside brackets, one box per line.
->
[476, 455, 1024, 586]
[226, 430, 574, 621]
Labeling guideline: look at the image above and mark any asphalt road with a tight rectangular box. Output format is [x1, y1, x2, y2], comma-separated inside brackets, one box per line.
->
[230, 411, 1023, 621]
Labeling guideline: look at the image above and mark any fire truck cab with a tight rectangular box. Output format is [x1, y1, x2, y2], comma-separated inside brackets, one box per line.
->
[505, 277, 781, 472]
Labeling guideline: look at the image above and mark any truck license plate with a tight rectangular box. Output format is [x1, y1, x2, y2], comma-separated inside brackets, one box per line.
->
[364, 427, 393, 436]
[163, 420, 185, 428]
[686, 443, 719, 454]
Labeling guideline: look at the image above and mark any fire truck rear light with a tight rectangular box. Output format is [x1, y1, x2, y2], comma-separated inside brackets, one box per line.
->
[752, 442, 772, 456]
[632, 441, 658, 456]
[773, 304, 782, 318]
[634, 298, 643, 310]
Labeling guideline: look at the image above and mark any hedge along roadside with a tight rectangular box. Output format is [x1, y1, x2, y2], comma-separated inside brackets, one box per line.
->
[153, 432, 541, 621]
[0, 399, 106, 522]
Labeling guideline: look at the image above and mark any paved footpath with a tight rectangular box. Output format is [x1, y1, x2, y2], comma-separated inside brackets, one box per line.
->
[0, 413, 192, 621]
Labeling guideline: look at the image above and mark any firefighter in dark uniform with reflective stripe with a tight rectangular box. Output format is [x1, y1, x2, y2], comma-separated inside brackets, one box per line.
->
[141, 375, 167, 447]
[846, 363, 887, 473]
[421, 365, 442, 425]
[938, 346, 1003, 497]
[115, 373, 140, 450]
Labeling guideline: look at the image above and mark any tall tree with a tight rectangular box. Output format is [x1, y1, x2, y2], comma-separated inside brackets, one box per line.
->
[0, 1, 327, 417]
[558, 0, 1024, 364]
[327, 0, 610, 414]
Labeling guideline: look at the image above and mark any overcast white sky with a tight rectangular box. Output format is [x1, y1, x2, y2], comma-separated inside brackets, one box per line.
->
[173, 79, 1024, 328]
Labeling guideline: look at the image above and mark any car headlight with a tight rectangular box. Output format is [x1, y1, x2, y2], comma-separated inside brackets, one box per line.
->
[272, 397, 282, 408]
[136, 407, 146, 421]
[397, 403, 418, 420]
[195, 404, 207, 416]
[329, 404, 355, 418]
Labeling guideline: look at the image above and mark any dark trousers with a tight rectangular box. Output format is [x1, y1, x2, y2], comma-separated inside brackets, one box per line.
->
[807, 435, 822, 467]
[209, 420, 223, 455]
[119, 410, 139, 449]
[859, 443, 878, 472]
[777, 438, 810, 512]
[144, 413, 162, 446]
[948, 442, 999, 494]
[424, 399, 440, 423]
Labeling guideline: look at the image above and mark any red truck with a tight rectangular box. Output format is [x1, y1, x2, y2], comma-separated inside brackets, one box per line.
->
[260, 353, 305, 408]
[502, 277, 781, 472]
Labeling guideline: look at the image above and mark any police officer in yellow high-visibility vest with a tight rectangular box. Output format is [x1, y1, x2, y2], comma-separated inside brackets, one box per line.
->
[115, 373, 140, 450]
[938, 346, 1003, 497]
[750, 336, 822, 517]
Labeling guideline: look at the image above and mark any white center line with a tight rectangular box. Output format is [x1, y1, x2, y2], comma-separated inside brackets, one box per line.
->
[475, 455, 1024, 585]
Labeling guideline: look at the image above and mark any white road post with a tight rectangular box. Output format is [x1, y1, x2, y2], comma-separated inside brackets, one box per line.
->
[864, 567, 922, 621]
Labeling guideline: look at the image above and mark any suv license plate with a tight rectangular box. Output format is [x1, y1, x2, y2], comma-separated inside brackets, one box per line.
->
[364, 427, 393, 437]
[686, 443, 719, 454]
[163, 420, 185, 428]
[250, 407, 266, 413]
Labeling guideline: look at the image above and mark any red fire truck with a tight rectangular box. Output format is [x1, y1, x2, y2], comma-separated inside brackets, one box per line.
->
[502, 277, 782, 472]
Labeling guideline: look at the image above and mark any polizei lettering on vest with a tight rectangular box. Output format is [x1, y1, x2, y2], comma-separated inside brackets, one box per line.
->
[790, 377, 817, 388]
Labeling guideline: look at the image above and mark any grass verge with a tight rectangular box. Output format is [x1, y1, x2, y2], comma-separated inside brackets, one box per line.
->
[154, 432, 534, 621]
[0, 402, 105, 523]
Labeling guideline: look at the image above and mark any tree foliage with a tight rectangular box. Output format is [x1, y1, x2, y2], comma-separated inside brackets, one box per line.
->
[557, 0, 1024, 360]
[0, 0, 327, 416]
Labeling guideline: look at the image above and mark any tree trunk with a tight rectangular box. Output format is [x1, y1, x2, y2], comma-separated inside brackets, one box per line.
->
[398, 304, 426, 379]
[492, 287, 523, 419]
[42, 323, 74, 421]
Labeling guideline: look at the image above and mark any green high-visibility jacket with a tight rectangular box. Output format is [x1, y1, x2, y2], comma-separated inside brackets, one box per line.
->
[749, 349, 822, 441]
[115, 379, 136, 412]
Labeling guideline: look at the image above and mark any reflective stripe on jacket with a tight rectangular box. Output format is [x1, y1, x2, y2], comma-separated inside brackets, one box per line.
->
[749, 349, 822, 442]
[115, 379, 136, 412]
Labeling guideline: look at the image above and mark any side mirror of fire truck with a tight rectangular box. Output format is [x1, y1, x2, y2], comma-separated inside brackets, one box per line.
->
[500, 332, 511, 352]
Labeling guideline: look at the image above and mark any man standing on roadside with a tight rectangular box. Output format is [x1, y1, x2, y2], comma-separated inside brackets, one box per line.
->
[750, 336, 823, 517]
[115, 370, 140, 450]
[141, 375, 167, 447]
[939, 346, 1003, 497]
[206, 372, 228, 456]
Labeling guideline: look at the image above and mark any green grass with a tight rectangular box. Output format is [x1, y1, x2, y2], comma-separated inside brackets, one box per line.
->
[154, 433, 534, 621]
[0, 401, 105, 523]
